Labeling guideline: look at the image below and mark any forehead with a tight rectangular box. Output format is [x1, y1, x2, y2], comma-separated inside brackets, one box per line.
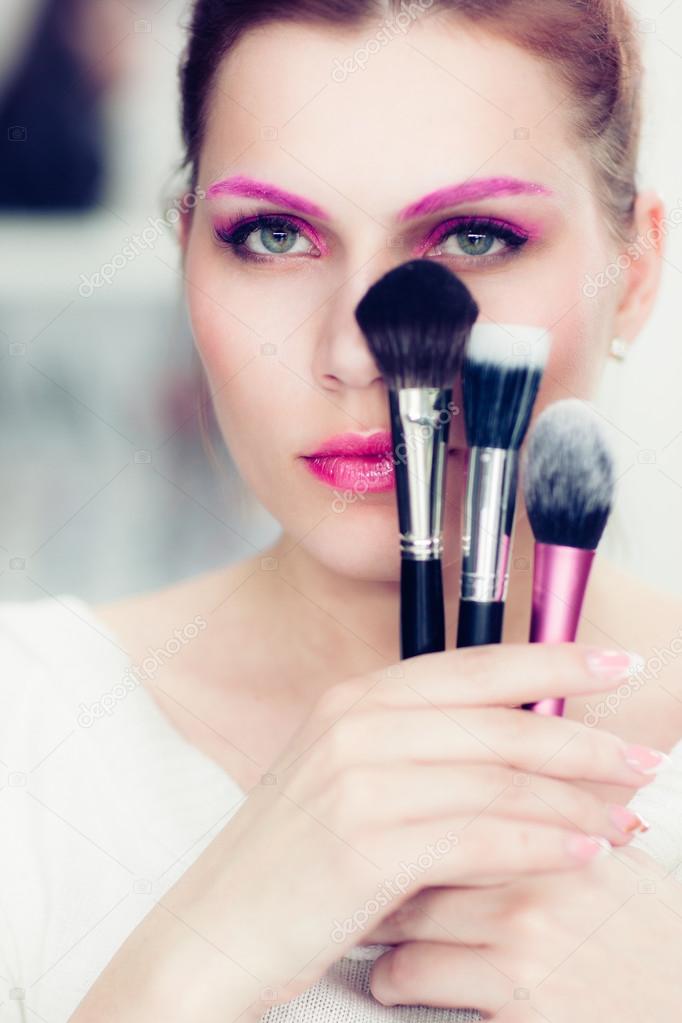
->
[200, 14, 584, 215]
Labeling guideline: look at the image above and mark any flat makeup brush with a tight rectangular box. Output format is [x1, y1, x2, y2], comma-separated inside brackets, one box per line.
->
[521, 399, 615, 716]
[457, 323, 551, 648]
[354, 259, 479, 660]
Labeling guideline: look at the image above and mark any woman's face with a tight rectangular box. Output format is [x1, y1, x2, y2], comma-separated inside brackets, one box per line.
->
[182, 14, 626, 581]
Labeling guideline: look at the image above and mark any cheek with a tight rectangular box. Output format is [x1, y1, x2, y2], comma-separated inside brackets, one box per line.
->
[545, 306, 605, 400]
[194, 352, 310, 526]
[187, 283, 259, 390]
[184, 247, 270, 376]
[184, 228, 334, 374]
[192, 331, 291, 473]
[470, 230, 612, 401]
[540, 222, 615, 395]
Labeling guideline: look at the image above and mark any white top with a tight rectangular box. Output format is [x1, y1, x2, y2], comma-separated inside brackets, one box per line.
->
[0, 595, 680, 1023]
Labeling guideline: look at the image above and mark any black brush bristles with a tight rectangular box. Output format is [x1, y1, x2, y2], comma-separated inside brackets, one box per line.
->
[354, 259, 478, 660]
[523, 399, 615, 550]
[354, 259, 479, 390]
[463, 323, 550, 450]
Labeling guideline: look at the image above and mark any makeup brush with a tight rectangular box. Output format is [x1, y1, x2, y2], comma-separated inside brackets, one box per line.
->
[521, 398, 616, 716]
[457, 323, 551, 648]
[354, 259, 479, 660]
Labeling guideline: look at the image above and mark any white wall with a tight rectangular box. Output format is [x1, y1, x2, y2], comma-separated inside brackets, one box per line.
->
[596, 0, 682, 594]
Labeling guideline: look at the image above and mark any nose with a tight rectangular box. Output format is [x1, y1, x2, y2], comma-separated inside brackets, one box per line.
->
[311, 265, 388, 392]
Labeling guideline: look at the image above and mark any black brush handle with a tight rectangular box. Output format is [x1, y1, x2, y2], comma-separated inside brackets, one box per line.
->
[456, 600, 505, 648]
[400, 558, 446, 659]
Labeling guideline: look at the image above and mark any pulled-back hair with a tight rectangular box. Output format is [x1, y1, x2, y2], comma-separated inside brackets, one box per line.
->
[179, 0, 644, 244]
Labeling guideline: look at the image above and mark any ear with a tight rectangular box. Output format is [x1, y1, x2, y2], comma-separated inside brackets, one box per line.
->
[613, 189, 666, 347]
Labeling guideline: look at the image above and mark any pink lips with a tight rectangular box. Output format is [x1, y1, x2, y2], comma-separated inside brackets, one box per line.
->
[302, 431, 395, 493]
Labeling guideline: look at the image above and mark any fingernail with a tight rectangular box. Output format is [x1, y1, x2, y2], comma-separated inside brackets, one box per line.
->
[585, 649, 644, 682]
[609, 805, 650, 835]
[568, 834, 612, 862]
[624, 745, 670, 775]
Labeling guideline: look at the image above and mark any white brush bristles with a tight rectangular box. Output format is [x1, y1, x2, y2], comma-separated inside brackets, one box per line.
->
[466, 323, 551, 370]
[523, 398, 615, 550]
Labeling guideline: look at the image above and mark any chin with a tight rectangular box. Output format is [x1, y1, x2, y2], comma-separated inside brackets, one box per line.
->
[294, 502, 404, 582]
[248, 455, 466, 582]
[288, 494, 465, 584]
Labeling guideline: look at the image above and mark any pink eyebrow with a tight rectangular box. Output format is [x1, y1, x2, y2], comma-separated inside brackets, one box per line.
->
[397, 177, 553, 221]
[205, 174, 552, 225]
[205, 175, 331, 219]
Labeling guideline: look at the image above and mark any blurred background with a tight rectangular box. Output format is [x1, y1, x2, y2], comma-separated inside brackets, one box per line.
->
[0, 0, 279, 605]
[0, 0, 681, 605]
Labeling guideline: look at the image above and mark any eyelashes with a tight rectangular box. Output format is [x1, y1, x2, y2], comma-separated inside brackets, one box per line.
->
[423, 216, 530, 259]
[213, 210, 532, 266]
[214, 210, 325, 261]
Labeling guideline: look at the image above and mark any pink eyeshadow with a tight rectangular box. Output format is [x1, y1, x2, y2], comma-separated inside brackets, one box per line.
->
[413, 215, 542, 257]
[213, 212, 329, 256]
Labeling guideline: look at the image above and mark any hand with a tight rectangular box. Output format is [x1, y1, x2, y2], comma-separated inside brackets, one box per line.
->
[71, 644, 659, 1022]
[165, 643, 657, 1010]
[364, 846, 681, 1020]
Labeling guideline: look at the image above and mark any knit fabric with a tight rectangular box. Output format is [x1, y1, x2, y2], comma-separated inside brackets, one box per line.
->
[0, 594, 679, 1022]
[260, 944, 481, 1022]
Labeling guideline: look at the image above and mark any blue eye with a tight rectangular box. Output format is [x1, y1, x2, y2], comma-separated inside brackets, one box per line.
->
[456, 229, 495, 256]
[215, 214, 320, 261]
[427, 217, 530, 260]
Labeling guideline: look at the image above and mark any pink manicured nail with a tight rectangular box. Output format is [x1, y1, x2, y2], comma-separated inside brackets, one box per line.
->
[585, 649, 644, 681]
[567, 834, 612, 862]
[609, 805, 650, 835]
[624, 745, 670, 775]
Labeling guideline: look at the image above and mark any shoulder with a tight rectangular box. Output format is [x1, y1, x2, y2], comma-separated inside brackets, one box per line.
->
[0, 593, 245, 1014]
[90, 559, 261, 683]
[0, 595, 123, 729]
[0, 590, 245, 1016]
[0, 594, 129, 704]
[0, 595, 68, 661]
[0, 593, 133, 779]
[0, 597, 133, 1008]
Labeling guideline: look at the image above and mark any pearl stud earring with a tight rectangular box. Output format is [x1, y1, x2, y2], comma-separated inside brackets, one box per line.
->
[609, 337, 628, 361]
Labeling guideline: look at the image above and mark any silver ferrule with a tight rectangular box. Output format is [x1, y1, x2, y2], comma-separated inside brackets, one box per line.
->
[390, 388, 452, 562]
[460, 447, 519, 601]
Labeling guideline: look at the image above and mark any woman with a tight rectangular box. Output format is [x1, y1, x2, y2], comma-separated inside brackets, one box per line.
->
[3, 1, 682, 1021]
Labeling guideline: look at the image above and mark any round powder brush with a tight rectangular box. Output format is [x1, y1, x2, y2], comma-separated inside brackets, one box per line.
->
[355, 259, 479, 659]
[522, 398, 616, 715]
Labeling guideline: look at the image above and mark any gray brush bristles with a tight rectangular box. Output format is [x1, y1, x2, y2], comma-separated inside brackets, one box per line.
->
[523, 399, 615, 550]
[462, 323, 550, 450]
[354, 259, 479, 390]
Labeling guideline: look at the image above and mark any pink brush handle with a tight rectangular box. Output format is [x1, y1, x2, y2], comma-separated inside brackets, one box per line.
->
[525, 543, 595, 716]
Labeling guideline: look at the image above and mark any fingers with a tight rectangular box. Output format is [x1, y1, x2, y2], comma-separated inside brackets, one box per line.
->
[368, 815, 611, 888]
[355, 642, 642, 709]
[341, 704, 658, 789]
[365, 884, 502, 946]
[369, 940, 512, 1015]
[343, 763, 646, 847]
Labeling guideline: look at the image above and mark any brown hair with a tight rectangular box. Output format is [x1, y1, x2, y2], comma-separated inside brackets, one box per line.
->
[180, 0, 643, 243]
